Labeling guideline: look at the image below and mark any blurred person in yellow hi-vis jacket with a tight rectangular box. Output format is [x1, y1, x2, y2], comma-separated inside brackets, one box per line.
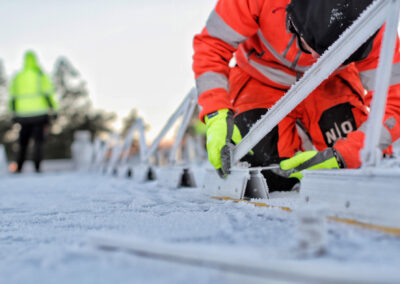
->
[9, 51, 58, 173]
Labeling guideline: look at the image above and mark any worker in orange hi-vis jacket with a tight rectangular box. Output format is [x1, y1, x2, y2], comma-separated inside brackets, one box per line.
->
[193, 0, 400, 191]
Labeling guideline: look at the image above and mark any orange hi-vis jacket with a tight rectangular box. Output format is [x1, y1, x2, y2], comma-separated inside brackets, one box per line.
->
[193, 0, 400, 168]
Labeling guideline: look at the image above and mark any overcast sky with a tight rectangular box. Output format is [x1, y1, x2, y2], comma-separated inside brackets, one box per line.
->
[0, 0, 216, 139]
[3, 1, 399, 141]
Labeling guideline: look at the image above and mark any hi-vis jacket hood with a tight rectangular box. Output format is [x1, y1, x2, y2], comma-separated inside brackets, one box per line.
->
[286, 0, 376, 64]
[24, 51, 42, 73]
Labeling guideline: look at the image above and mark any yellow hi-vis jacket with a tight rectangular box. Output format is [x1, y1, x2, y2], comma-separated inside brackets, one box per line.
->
[9, 51, 58, 118]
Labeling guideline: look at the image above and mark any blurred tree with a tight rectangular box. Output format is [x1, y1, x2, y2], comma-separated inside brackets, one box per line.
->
[120, 108, 150, 137]
[44, 57, 116, 159]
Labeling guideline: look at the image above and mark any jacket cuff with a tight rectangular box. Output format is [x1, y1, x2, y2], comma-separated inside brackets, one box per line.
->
[198, 88, 233, 122]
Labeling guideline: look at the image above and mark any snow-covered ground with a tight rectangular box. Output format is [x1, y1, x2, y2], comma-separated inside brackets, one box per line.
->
[1, 168, 400, 283]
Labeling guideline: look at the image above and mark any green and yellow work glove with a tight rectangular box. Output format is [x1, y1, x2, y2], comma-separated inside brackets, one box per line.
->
[274, 148, 345, 180]
[204, 109, 242, 178]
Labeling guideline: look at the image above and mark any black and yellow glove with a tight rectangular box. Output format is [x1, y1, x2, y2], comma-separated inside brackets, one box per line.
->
[273, 148, 345, 180]
[204, 109, 242, 178]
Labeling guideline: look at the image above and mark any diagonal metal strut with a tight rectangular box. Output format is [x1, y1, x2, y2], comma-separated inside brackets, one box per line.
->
[232, 0, 391, 164]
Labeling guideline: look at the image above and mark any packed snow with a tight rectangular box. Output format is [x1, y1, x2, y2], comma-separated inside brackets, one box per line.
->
[1, 168, 400, 283]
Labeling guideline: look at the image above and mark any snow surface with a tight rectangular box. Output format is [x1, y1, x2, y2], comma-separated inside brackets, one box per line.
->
[1, 169, 400, 283]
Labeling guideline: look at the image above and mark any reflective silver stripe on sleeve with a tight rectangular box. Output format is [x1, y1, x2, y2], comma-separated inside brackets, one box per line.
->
[291, 50, 302, 69]
[257, 30, 310, 73]
[359, 62, 400, 90]
[359, 122, 392, 150]
[249, 59, 297, 86]
[282, 35, 296, 58]
[206, 10, 247, 49]
[196, 71, 229, 96]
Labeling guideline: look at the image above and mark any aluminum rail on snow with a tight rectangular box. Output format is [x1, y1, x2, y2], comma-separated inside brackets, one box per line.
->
[92, 234, 399, 284]
[232, 0, 391, 164]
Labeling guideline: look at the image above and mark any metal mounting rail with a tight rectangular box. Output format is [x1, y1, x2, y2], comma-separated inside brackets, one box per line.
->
[232, 0, 392, 164]
[92, 234, 399, 284]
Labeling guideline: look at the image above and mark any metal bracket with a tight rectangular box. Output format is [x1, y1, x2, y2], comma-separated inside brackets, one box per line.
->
[245, 168, 269, 199]
[115, 164, 132, 178]
[132, 164, 156, 183]
[200, 167, 270, 200]
[156, 165, 196, 188]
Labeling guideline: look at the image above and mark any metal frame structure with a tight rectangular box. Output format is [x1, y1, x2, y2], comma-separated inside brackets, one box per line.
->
[301, 0, 400, 229]
[91, 2, 400, 274]
[131, 88, 199, 186]
[150, 88, 199, 188]
[87, 0, 400, 231]
[201, 0, 400, 207]
[232, 0, 395, 164]
[92, 88, 198, 185]
[109, 118, 147, 177]
[141, 88, 197, 165]
[92, 132, 119, 173]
